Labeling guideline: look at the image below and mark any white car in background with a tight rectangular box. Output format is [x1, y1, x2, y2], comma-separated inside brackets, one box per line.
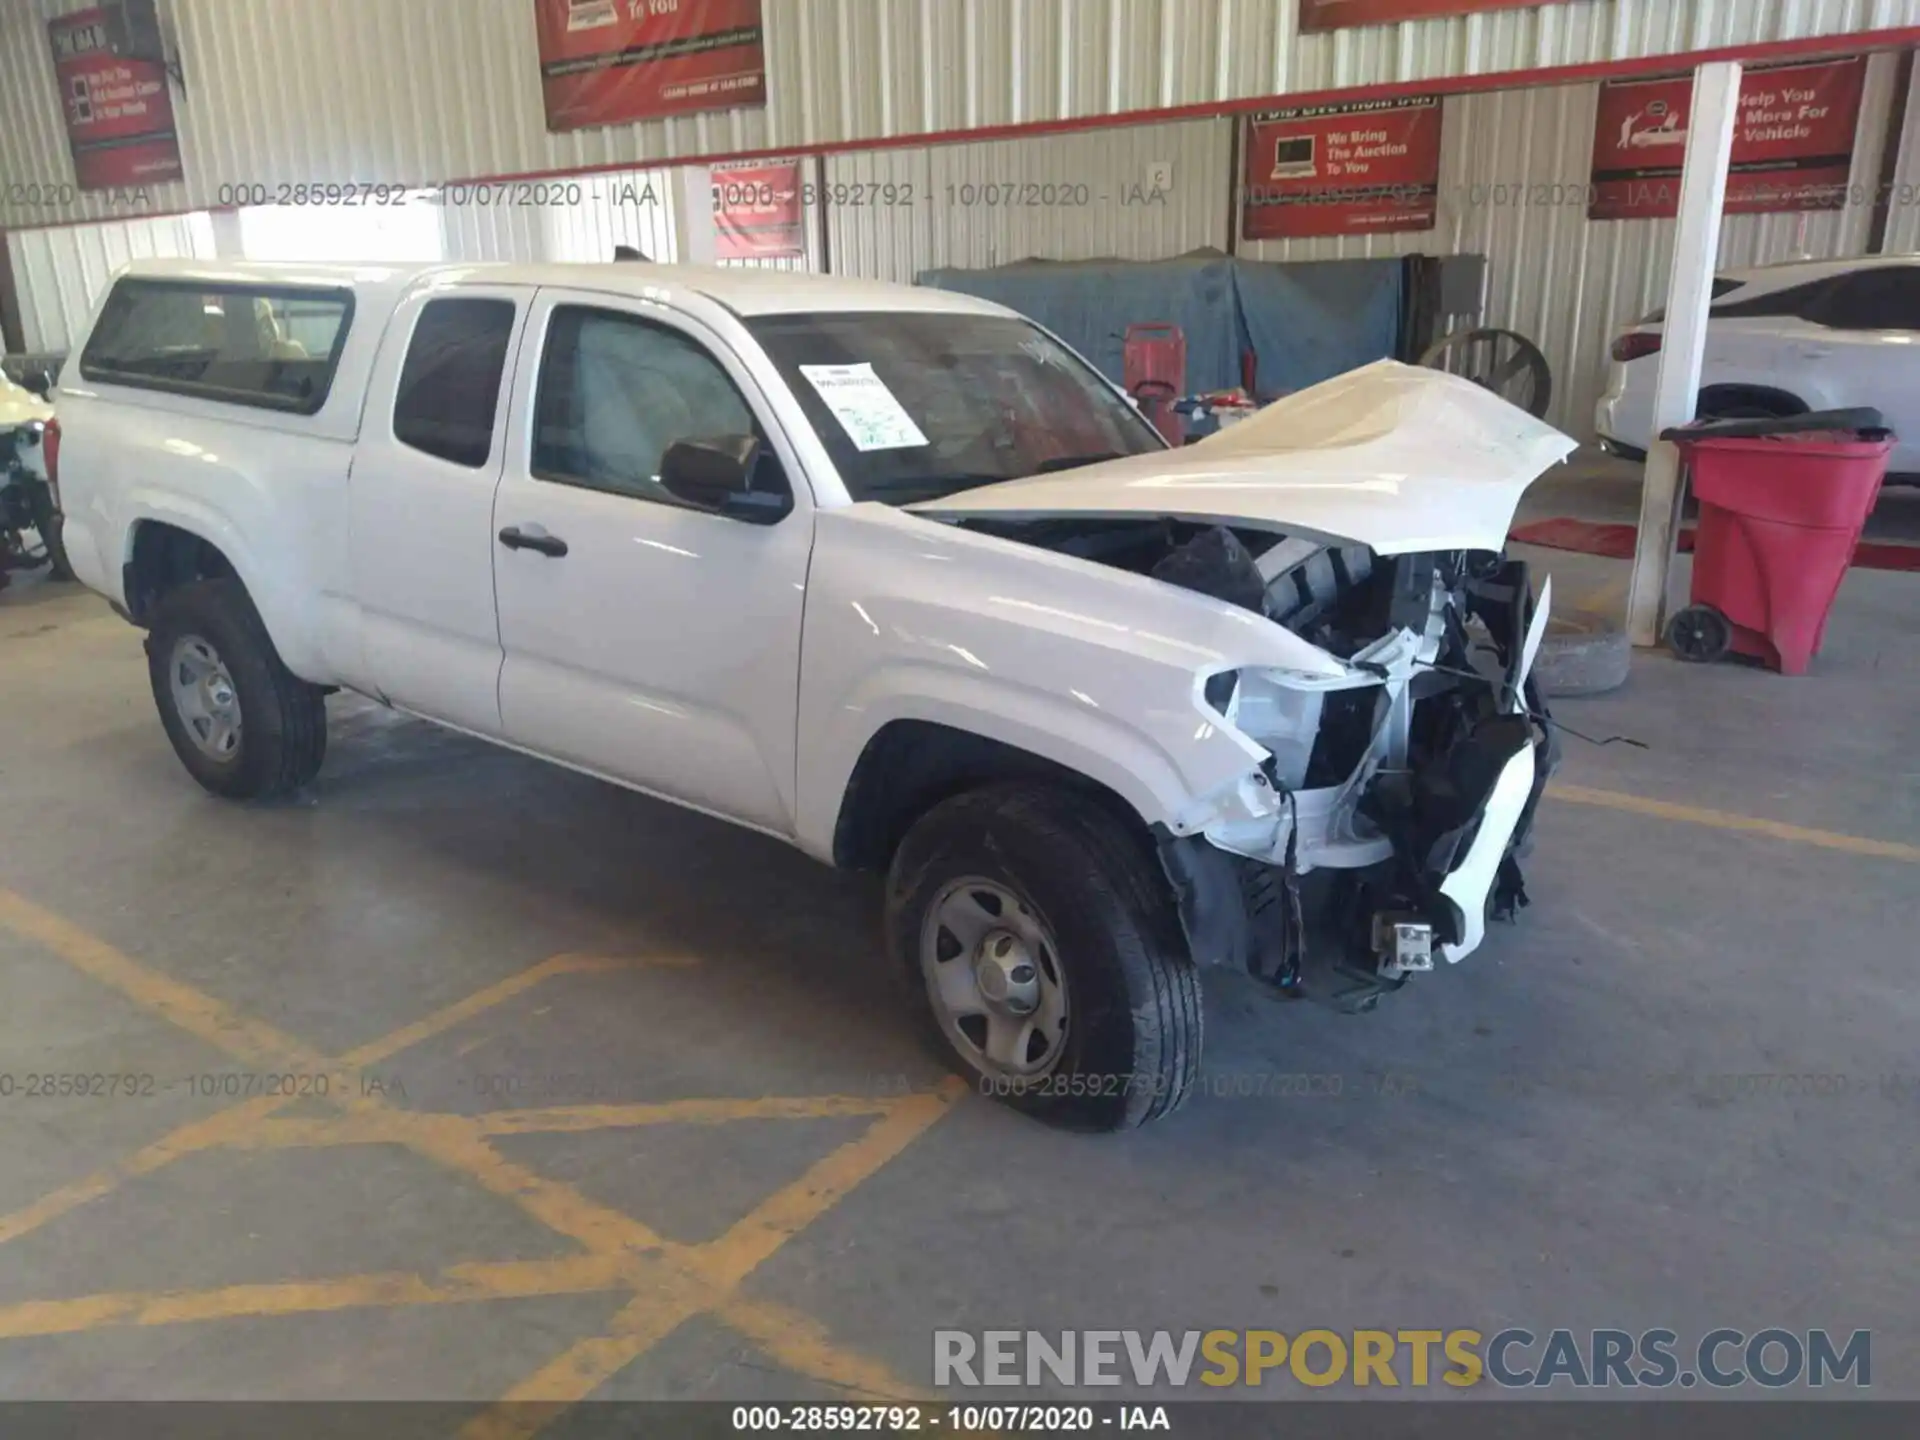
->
[1, 367, 70, 583]
[1596, 254, 1920, 476]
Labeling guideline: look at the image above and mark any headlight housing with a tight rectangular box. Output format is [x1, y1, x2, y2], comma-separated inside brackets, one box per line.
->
[1200, 666, 1333, 791]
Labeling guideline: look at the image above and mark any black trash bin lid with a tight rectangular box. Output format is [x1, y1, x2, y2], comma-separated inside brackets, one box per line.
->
[1661, 407, 1888, 442]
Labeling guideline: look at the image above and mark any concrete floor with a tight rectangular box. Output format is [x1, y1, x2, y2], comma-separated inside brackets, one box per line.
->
[1, 460, 1916, 1414]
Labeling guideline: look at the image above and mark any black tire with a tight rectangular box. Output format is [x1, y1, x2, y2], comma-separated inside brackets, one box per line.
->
[146, 578, 328, 799]
[885, 783, 1202, 1131]
[24, 480, 72, 581]
[1666, 604, 1732, 664]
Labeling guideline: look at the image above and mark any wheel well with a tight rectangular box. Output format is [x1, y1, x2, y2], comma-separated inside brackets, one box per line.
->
[125, 521, 238, 625]
[1697, 384, 1808, 420]
[832, 720, 1149, 871]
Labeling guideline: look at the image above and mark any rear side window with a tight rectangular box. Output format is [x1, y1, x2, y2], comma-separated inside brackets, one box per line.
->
[1710, 278, 1836, 322]
[1640, 277, 1744, 323]
[1803, 268, 1920, 332]
[392, 298, 516, 468]
[79, 279, 352, 414]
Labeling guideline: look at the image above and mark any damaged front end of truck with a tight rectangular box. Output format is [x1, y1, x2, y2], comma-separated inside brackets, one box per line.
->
[1158, 537, 1559, 1009]
[913, 359, 1578, 1009]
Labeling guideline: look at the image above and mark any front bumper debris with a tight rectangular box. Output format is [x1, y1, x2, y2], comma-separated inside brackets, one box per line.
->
[1159, 721, 1548, 1010]
[1158, 556, 1559, 1013]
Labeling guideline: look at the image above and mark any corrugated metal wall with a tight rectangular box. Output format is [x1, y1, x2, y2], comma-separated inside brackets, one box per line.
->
[6, 1, 1914, 431]
[1244, 50, 1912, 435]
[8, 211, 215, 352]
[1886, 61, 1920, 251]
[438, 169, 681, 265]
[824, 118, 1230, 282]
[5, 0, 1918, 229]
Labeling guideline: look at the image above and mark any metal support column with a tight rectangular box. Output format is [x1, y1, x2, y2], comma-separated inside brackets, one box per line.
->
[674, 166, 717, 266]
[1624, 61, 1742, 650]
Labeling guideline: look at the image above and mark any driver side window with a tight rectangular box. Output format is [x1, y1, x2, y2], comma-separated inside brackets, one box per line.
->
[531, 305, 763, 504]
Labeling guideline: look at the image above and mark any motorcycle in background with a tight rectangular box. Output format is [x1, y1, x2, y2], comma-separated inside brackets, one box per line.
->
[0, 367, 69, 590]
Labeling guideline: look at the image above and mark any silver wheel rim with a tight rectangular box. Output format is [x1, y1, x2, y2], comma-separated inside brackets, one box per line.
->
[167, 634, 242, 762]
[920, 878, 1069, 1079]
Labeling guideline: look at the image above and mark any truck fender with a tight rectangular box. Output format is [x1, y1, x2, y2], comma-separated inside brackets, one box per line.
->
[118, 492, 327, 680]
[798, 661, 1254, 863]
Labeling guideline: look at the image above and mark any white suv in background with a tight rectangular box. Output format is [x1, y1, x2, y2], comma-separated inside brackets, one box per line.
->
[1596, 255, 1920, 476]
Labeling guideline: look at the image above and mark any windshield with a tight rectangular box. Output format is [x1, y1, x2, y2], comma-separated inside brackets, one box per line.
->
[746, 311, 1164, 505]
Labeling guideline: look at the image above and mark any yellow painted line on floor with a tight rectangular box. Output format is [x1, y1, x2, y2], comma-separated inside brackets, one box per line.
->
[0, 1253, 629, 1340]
[386, 1115, 674, 1256]
[221, 1113, 415, 1151]
[333, 953, 662, 1068]
[1548, 783, 1920, 864]
[462, 1084, 963, 1436]
[235, 1093, 896, 1152]
[474, 1094, 898, 1135]
[0, 885, 962, 1431]
[0, 1096, 282, 1246]
[0, 928, 618, 1248]
[0, 888, 324, 1069]
[0, 892, 668, 1261]
[722, 1295, 932, 1403]
[682, 1083, 962, 1290]
[462, 1268, 716, 1430]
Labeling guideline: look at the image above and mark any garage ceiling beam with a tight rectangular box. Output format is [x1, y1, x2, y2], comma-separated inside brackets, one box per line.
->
[1625, 61, 1741, 651]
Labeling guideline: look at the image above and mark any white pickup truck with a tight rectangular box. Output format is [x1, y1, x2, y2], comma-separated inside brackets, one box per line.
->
[55, 259, 1573, 1129]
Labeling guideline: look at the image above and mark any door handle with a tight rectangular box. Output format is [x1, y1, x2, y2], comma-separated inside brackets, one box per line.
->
[498, 525, 568, 558]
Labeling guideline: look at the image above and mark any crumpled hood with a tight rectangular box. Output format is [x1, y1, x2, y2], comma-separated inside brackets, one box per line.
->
[910, 359, 1577, 555]
[0, 374, 53, 430]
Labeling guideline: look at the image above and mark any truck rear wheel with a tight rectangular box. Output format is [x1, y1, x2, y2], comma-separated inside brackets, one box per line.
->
[24, 480, 72, 581]
[885, 783, 1202, 1130]
[146, 579, 327, 799]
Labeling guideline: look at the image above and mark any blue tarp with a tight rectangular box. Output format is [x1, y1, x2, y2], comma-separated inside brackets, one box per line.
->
[1232, 256, 1404, 396]
[917, 252, 1401, 400]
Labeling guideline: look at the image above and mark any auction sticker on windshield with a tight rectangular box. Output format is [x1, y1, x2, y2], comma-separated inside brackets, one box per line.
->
[799, 363, 929, 451]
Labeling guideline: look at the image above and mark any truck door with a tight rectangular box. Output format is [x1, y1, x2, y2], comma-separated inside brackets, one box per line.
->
[490, 289, 813, 836]
[349, 287, 528, 732]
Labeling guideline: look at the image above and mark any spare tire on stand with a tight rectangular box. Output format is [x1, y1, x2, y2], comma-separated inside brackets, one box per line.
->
[1533, 609, 1631, 697]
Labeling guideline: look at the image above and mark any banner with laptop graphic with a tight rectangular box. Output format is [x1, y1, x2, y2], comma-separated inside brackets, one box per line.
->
[1299, 0, 1564, 31]
[535, 0, 767, 132]
[712, 159, 805, 260]
[1588, 57, 1866, 220]
[1241, 96, 1442, 239]
[47, 4, 183, 190]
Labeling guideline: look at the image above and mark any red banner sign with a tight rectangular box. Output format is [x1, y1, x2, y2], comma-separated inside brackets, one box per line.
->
[48, 7, 182, 191]
[1299, 0, 1555, 32]
[535, 0, 766, 132]
[1589, 58, 1866, 221]
[712, 159, 805, 260]
[1242, 97, 1442, 240]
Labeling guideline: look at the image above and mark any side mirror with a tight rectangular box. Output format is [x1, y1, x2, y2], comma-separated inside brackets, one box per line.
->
[659, 434, 791, 523]
[21, 369, 54, 400]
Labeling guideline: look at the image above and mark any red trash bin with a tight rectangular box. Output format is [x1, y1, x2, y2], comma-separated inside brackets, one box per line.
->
[1665, 413, 1894, 675]
[1123, 323, 1187, 446]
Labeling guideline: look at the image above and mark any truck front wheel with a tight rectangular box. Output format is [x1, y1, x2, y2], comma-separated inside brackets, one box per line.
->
[886, 783, 1202, 1130]
[146, 579, 328, 799]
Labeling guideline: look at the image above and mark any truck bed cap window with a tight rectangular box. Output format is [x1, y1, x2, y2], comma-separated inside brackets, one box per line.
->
[80, 279, 352, 414]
